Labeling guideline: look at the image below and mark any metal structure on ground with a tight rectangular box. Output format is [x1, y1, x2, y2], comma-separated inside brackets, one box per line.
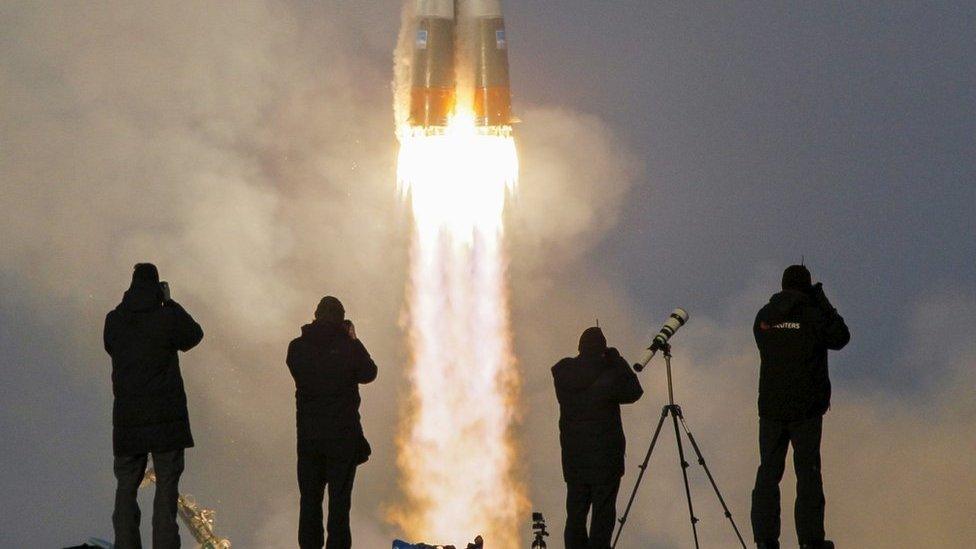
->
[142, 468, 232, 549]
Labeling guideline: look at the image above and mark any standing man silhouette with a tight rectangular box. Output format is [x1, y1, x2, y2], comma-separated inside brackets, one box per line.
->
[104, 263, 204, 549]
[552, 326, 643, 549]
[751, 265, 850, 549]
[287, 296, 377, 549]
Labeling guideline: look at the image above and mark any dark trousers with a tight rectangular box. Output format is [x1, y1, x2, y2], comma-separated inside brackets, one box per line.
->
[751, 416, 825, 545]
[565, 479, 621, 549]
[113, 449, 185, 549]
[297, 446, 358, 549]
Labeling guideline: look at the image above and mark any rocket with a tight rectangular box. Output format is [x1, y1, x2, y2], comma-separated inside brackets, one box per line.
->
[409, 0, 513, 127]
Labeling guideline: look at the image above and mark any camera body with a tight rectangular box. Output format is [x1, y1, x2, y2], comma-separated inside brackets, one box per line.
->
[531, 512, 549, 548]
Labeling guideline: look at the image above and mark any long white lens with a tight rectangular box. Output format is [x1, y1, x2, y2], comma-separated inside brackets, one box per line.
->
[635, 308, 690, 371]
[653, 308, 689, 348]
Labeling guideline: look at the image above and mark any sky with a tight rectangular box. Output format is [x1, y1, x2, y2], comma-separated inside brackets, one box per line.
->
[1, 1, 974, 548]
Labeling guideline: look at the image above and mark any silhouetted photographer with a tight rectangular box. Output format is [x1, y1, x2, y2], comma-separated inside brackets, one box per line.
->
[286, 296, 377, 549]
[552, 327, 644, 549]
[103, 263, 204, 549]
[751, 265, 850, 549]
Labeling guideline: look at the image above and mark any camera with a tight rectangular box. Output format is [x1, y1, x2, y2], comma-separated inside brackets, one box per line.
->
[634, 308, 689, 371]
[531, 512, 549, 548]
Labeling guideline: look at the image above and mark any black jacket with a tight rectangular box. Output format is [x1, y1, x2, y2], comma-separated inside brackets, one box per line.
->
[552, 348, 643, 484]
[754, 288, 850, 421]
[286, 320, 377, 464]
[104, 280, 204, 456]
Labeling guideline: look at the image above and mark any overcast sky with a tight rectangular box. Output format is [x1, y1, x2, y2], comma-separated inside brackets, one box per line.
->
[1, 2, 974, 547]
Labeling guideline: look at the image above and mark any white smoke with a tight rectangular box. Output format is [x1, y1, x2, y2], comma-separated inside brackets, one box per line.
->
[1, 1, 406, 545]
[1, 1, 973, 548]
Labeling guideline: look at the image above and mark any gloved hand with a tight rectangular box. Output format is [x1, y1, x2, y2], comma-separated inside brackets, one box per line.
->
[810, 282, 836, 314]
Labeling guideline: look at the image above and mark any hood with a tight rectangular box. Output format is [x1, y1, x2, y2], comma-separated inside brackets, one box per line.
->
[118, 280, 161, 313]
[761, 289, 811, 324]
[553, 352, 612, 392]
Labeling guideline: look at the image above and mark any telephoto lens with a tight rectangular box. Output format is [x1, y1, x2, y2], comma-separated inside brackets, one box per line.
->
[634, 308, 689, 371]
[652, 308, 689, 350]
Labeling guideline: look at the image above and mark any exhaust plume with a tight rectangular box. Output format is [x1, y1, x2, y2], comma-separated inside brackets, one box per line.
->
[390, 1, 527, 545]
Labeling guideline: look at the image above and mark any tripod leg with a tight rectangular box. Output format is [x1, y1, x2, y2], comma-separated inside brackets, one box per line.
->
[678, 414, 748, 548]
[611, 405, 669, 549]
[670, 406, 701, 549]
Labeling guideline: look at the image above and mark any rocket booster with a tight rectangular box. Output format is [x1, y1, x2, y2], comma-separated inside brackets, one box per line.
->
[410, 0, 456, 127]
[409, 0, 514, 127]
[470, 0, 513, 126]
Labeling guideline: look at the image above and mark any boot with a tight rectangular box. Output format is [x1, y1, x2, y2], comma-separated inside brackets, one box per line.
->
[800, 541, 834, 549]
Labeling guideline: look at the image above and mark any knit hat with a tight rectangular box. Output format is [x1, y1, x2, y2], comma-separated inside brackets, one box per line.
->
[132, 263, 159, 284]
[578, 326, 608, 357]
[782, 264, 812, 292]
[315, 295, 345, 323]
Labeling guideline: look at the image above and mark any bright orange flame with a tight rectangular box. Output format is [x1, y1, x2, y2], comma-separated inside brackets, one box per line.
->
[397, 112, 517, 242]
[392, 110, 525, 547]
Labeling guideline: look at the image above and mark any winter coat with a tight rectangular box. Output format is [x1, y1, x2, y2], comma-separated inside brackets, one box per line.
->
[754, 288, 850, 421]
[104, 280, 204, 456]
[286, 320, 377, 464]
[552, 348, 644, 484]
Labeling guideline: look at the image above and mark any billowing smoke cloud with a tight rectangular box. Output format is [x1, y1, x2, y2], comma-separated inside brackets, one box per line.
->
[0, 1, 640, 546]
[1, 1, 406, 546]
[1, 1, 973, 548]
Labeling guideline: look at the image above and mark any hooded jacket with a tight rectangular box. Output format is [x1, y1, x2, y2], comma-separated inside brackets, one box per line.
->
[552, 348, 643, 484]
[286, 320, 377, 464]
[754, 289, 850, 421]
[103, 280, 204, 456]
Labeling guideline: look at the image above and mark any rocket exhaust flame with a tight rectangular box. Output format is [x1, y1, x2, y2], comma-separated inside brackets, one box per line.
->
[392, 2, 525, 545]
[394, 112, 524, 547]
[397, 115, 516, 241]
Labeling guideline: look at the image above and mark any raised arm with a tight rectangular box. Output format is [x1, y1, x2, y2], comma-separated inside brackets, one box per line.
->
[285, 338, 301, 380]
[811, 284, 850, 351]
[351, 339, 378, 384]
[167, 301, 204, 352]
[103, 312, 115, 355]
[606, 348, 644, 404]
[820, 312, 850, 350]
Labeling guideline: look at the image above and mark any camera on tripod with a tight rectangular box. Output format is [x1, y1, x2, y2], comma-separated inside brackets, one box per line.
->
[634, 308, 689, 372]
[612, 307, 747, 549]
[530, 512, 549, 548]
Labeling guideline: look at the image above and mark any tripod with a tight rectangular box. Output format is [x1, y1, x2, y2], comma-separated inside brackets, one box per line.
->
[612, 344, 746, 549]
[531, 512, 549, 548]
